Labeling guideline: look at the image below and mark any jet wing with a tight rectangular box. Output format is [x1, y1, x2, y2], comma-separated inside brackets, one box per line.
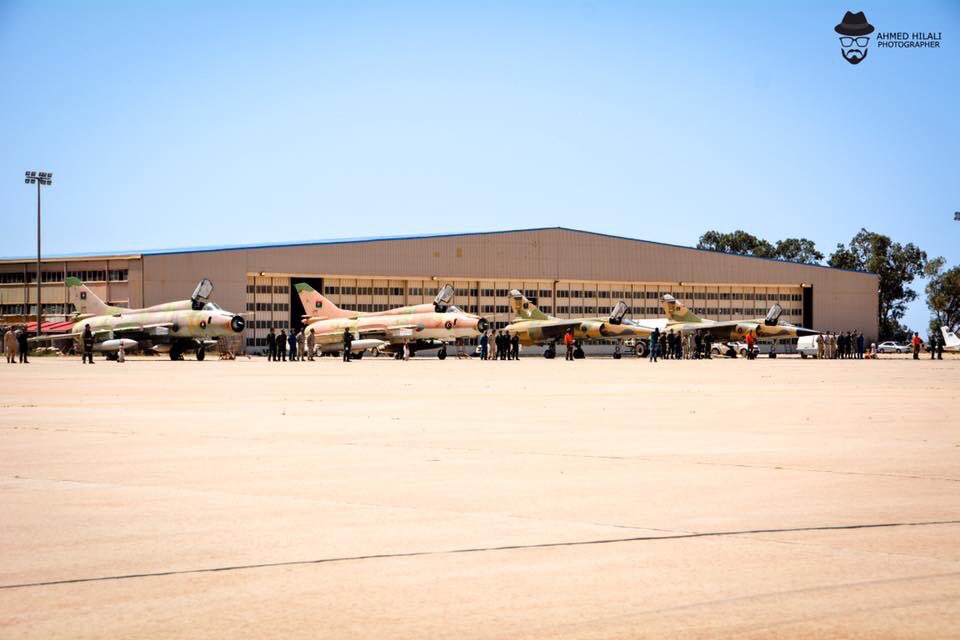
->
[309, 324, 425, 345]
[516, 319, 583, 341]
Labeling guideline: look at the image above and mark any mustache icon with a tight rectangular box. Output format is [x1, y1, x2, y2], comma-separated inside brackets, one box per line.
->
[842, 48, 868, 65]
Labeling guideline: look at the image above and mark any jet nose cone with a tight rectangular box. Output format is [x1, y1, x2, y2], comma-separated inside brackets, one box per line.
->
[231, 315, 245, 333]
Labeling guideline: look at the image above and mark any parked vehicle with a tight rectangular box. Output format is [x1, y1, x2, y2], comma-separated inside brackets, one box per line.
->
[797, 335, 819, 358]
[877, 341, 910, 354]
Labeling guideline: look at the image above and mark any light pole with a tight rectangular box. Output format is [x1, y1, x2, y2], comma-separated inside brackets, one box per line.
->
[24, 171, 53, 337]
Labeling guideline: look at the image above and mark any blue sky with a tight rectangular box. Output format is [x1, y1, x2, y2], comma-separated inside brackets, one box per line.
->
[1, 1, 957, 332]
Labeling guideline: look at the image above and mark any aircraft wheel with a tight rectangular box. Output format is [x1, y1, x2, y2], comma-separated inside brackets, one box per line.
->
[169, 345, 182, 361]
[613, 351, 622, 360]
[104, 352, 118, 362]
[197, 346, 206, 361]
[438, 348, 447, 360]
[739, 348, 747, 357]
[574, 348, 585, 359]
[544, 348, 556, 359]
[352, 352, 363, 360]
[800, 353, 807, 359]
[635, 342, 648, 358]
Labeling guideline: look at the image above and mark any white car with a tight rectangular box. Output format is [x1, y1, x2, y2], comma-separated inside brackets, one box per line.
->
[877, 341, 910, 354]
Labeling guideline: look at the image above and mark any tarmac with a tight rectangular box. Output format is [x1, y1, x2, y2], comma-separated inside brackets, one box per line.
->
[1, 354, 958, 638]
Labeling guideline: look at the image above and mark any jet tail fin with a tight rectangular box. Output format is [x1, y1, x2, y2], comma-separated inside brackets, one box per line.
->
[661, 294, 701, 323]
[66, 277, 120, 316]
[942, 327, 960, 350]
[509, 289, 550, 321]
[294, 282, 356, 319]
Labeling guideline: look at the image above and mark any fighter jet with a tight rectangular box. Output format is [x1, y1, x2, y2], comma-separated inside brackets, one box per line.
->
[941, 327, 960, 352]
[653, 294, 819, 340]
[299, 301, 488, 360]
[503, 290, 652, 358]
[294, 282, 458, 321]
[31, 277, 245, 360]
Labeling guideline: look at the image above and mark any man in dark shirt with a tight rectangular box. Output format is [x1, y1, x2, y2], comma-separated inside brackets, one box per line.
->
[266, 328, 276, 361]
[342, 328, 353, 362]
[277, 330, 287, 362]
[17, 329, 29, 364]
[511, 333, 520, 360]
[82, 324, 95, 364]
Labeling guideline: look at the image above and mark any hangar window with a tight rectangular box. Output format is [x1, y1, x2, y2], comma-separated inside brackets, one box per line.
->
[791, 294, 802, 302]
[108, 270, 128, 281]
[495, 305, 509, 314]
[570, 290, 583, 298]
[273, 285, 289, 294]
[480, 289, 494, 297]
[482, 305, 494, 313]
[779, 294, 791, 302]
[731, 293, 743, 300]
[719, 307, 731, 315]
[556, 290, 569, 298]
[645, 291, 658, 299]
[246, 285, 255, 294]
[733, 307, 744, 315]
[456, 288, 470, 297]
[541, 305, 552, 314]
[571, 306, 583, 314]
[246, 303, 255, 311]
[646, 306, 659, 314]
[0, 273, 26, 284]
[598, 291, 609, 299]
[495, 289, 508, 297]
[557, 306, 569, 314]
[719, 292, 731, 300]
[584, 306, 596, 314]
[706, 292, 718, 300]
[539, 289, 551, 299]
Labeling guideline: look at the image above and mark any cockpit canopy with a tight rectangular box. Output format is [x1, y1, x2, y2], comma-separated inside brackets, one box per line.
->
[191, 278, 215, 311]
[764, 303, 783, 326]
[433, 283, 455, 312]
[609, 301, 629, 325]
[202, 301, 223, 312]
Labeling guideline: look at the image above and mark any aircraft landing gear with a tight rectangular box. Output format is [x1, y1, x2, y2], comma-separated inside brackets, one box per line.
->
[169, 344, 185, 361]
[196, 345, 206, 361]
[437, 347, 447, 360]
[544, 344, 556, 359]
[573, 346, 585, 359]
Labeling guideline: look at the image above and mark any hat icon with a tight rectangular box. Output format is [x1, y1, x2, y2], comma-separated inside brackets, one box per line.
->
[835, 11, 874, 36]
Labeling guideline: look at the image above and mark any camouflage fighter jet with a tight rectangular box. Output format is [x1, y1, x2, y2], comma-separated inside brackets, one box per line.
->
[300, 303, 488, 360]
[652, 294, 819, 341]
[31, 277, 245, 360]
[503, 290, 652, 358]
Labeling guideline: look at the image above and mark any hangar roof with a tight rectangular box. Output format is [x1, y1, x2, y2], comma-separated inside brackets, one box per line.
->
[0, 226, 873, 274]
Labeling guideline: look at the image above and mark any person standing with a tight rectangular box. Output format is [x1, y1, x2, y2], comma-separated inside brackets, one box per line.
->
[686, 333, 695, 360]
[693, 332, 702, 360]
[666, 331, 674, 361]
[649, 327, 660, 363]
[82, 324, 95, 364]
[479, 331, 488, 360]
[342, 327, 353, 362]
[287, 330, 298, 362]
[912, 332, 921, 360]
[511, 333, 520, 361]
[266, 327, 276, 361]
[564, 328, 575, 361]
[277, 329, 287, 362]
[306, 328, 315, 361]
[402, 341, 410, 361]
[16, 328, 29, 364]
[928, 332, 938, 360]
[704, 333, 713, 359]
[500, 332, 508, 361]
[745, 332, 755, 359]
[856, 331, 864, 359]
[816, 333, 825, 359]
[297, 329, 306, 362]
[117, 339, 125, 363]
[4, 328, 16, 364]
[489, 330, 497, 362]
[937, 333, 945, 360]
[829, 332, 838, 359]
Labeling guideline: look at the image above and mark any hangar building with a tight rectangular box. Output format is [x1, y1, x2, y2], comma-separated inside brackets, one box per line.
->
[0, 227, 879, 350]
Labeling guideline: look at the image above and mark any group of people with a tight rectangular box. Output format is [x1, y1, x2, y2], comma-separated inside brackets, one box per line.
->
[918, 332, 946, 360]
[479, 331, 520, 360]
[647, 327, 714, 362]
[265, 326, 316, 362]
[2, 327, 31, 364]
[816, 331, 865, 359]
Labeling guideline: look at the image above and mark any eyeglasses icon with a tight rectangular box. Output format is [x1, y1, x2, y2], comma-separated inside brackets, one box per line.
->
[839, 37, 870, 47]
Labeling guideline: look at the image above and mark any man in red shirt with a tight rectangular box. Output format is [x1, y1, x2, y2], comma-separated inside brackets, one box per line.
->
[912, 332, 921, 360]
[564, 329, 575, 361]
[745, 332, 755, 359]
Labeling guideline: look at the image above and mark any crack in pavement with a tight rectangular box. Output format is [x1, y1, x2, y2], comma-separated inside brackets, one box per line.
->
[2, 519, 958, 592]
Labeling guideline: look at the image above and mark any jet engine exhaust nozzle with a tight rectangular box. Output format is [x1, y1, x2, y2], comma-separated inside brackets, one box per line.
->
[231, 315, 246, 333]
[477, 317, 489, 332]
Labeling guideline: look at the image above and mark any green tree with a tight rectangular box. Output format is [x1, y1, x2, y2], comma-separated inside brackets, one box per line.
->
[828, 229, 928, 340]
[773, 238, 824, 264]
[697, 230, 822, 264]
[925, 258, 960, 334]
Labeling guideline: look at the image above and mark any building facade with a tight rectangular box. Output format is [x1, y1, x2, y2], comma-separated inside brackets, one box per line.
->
[0, 228, 879, 348]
